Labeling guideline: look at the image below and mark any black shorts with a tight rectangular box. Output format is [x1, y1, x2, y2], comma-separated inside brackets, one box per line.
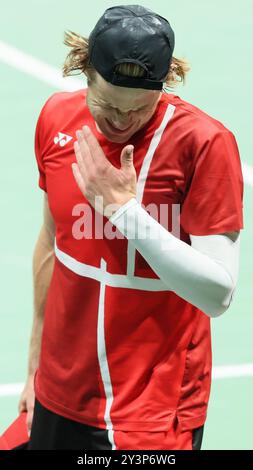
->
[28, 398, 204, 450]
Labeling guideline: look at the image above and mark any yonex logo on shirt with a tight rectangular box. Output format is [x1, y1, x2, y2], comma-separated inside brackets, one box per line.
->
[54, 132, 73, 147]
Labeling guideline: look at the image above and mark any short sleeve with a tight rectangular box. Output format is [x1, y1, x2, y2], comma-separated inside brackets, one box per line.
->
[34, 94, 58, 192]
[34, 105, 47, 192]
[180, 130, 244, 235]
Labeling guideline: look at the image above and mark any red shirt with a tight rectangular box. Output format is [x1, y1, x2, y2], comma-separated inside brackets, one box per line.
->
[34, 89, 243, 432]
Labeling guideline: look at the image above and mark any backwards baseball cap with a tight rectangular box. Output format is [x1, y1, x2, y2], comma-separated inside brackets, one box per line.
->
[88, 4, 175, 90]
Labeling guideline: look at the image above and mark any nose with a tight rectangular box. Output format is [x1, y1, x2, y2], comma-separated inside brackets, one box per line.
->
[111, 121, 132, 130]
[111, 110, 133, 129]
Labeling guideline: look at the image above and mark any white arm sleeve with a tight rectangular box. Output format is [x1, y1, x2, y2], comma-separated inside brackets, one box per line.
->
[109, 198, 240, 317]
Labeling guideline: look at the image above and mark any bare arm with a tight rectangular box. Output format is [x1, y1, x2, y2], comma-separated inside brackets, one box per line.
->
[18, 193, 55, 433]
[28, 194, 55, 375]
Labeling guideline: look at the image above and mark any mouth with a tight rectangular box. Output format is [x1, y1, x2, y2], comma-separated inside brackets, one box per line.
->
[105, 119, 133, 134]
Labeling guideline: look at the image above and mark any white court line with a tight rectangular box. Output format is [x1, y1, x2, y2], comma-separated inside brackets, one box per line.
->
[0, 40, 253, 187]
[242, 162, 253, 188]
[0, 383, 24, 397]
[212, 363, 253, 379]
[0, 41, 84, 91]
[0, 364, 253, 397]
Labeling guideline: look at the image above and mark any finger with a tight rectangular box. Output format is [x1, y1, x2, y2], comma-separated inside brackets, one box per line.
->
[82, 126, 110, 169]
[18, 400, 27, 414]
[74, 141, 87, 178]
[76, 130, 95, 169]
[121, 145, 134, 170]
[26, 403, 34, 435]
[27, 414, 33, 437]
[72, 163, 86, 196]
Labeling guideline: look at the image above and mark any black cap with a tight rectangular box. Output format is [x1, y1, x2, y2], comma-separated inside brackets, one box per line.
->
[88, 5, 175, 90]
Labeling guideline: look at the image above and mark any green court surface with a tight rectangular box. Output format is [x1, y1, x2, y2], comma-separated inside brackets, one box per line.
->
[0, 0, 252, 450]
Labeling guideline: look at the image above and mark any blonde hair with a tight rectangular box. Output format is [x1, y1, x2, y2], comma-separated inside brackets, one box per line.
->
[62, 30, 190, 89]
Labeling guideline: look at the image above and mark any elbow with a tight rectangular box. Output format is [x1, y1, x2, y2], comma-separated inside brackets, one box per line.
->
[203, 286, 236, 319]
[205, 303, 229, 319]
[199, 269, 237, 318]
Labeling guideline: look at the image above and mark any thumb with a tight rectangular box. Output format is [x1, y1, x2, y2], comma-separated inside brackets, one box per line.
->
[120, 145, 134, 170]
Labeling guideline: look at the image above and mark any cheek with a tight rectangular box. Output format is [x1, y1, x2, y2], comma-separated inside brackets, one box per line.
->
[91, 107, 109, 125]
[140, 110, 153, 122]
[87, 96, 105, 118]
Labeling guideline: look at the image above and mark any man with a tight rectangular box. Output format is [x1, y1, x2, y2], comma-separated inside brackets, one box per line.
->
[19, 5, 243, 450]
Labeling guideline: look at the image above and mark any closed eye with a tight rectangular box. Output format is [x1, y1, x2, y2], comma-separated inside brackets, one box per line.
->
[106, 105, 146, 113]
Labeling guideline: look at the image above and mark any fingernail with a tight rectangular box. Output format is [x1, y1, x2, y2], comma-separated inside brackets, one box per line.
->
[83, 126, 89, 136]
[76, 130, 82, 139]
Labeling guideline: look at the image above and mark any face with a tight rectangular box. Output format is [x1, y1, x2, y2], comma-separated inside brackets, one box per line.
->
[86, 72, 162, 143]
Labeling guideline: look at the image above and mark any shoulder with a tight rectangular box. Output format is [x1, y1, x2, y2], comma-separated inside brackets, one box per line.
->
[38, 88, 87, 121]
[35, 88, 87, 144]
[162, 93, 235, 143]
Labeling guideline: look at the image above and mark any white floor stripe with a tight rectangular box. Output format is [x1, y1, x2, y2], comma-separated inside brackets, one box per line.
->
[0, 383, 24, 397]
[0, 41, 84, 91]
[212, 363, 253, 380]
[0, 40, 253, 188]
[242, 162, 253, 188]
[0, 364, 252, 397]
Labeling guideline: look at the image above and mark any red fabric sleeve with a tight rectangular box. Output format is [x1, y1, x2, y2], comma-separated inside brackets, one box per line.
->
[34, 105, 47, 192]
[34, 94, 57, 192]
[180, 130, 244, 235]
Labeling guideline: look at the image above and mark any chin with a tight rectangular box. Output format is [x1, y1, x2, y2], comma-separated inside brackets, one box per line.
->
[97, 125, 136, 143]
[104, 133, 133, 143]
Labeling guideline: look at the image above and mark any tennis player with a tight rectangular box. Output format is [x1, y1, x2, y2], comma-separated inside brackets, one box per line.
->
[19, 5, 243, 450]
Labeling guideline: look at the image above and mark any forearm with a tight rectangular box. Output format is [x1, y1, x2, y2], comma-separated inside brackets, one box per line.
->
[109, 199, 238, 317]
[27, 315, 44, 377]
[27, 226, 55, 376]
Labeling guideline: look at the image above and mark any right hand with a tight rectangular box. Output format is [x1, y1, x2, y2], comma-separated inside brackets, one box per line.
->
[18, 375, 35, 437]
